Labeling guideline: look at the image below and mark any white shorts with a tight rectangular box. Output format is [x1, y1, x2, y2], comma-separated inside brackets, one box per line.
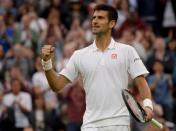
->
[81, 125, 131, 131]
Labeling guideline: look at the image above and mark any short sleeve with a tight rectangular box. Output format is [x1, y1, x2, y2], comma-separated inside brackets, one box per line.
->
[59, 51, 79, 82]
[127, 46, 149, 79]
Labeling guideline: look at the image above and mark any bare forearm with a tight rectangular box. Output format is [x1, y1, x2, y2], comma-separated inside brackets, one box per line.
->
[135, 76, 152, 100]
[45, 69, 68, 92]
[41, 45, 70, 92]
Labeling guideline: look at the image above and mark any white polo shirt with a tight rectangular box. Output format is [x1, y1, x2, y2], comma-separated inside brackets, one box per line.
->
[59, 38, 149, 128]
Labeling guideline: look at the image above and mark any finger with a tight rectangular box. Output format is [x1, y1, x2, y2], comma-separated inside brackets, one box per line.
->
[50, 46, 55, 53]
[144, 107, 153, 122]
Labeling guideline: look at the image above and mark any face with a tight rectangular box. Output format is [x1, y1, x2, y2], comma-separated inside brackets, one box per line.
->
[153, 62, 163, 73]
[91, 10, 114, 35]
[11, 79, 21, 95]
[34, 95, 44, 109]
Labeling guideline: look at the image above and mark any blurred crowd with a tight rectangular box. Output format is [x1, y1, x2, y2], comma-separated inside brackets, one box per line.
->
[0, 0, 176, 131]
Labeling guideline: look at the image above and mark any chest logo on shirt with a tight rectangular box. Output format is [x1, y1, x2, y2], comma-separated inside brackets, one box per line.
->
[111, 53, 117, 59]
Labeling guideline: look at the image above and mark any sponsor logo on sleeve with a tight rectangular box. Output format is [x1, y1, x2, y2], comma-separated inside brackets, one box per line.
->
[134, 58, 141, 62]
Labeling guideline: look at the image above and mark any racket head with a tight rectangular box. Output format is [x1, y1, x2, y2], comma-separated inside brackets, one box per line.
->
[122, 89, 146, 123]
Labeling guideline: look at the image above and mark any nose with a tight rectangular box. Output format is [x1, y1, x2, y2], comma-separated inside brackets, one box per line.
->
[92, 18, 98, 25]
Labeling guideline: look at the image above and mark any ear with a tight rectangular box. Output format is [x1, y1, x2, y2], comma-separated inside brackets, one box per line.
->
[109, 20, 116, 28]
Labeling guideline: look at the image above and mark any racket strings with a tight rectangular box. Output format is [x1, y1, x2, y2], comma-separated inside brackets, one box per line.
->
[125, 92, 146, 122]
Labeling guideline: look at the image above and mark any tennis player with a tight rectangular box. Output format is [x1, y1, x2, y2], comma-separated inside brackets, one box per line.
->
[41, 4, 153, 131]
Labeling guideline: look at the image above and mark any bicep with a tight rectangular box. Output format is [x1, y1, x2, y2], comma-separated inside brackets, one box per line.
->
[134, 75, 149, 89]
[58, 74, 71, 87]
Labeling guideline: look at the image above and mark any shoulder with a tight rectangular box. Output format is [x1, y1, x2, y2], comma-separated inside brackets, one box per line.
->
[115, 41, 134, 50]
[4, 93, 13, 99]
[72, 45, 92, 56]
[115, 41, 136, 55]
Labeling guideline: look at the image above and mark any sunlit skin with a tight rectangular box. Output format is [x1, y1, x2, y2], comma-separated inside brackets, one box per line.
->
[91, 10, 116, 51]
[91, 11, 111, 35]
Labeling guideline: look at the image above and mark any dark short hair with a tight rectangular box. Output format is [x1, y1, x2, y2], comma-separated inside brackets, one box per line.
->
[94, 4, 118, 23]
[154, 59, 164, 65]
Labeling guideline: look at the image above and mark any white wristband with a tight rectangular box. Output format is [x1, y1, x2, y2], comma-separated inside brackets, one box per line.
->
[143, 98, 153, 111]
[41, 59, 53, 71]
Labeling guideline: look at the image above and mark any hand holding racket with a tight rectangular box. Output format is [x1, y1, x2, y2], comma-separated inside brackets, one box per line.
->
[122, 89, 163, 129]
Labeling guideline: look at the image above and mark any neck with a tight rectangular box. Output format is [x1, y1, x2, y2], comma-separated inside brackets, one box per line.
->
[95, 32, 112, 51]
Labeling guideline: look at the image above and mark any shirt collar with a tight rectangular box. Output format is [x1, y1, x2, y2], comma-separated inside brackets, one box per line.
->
[92, 37, 116, 51]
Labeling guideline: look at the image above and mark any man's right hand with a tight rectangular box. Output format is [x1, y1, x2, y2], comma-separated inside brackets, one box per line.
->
[41, 45, 55, 61]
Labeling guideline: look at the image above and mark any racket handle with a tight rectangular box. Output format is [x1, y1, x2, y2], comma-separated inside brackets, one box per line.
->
[151, 118, 163, 129]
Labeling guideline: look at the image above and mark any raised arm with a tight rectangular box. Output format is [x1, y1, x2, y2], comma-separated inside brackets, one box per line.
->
[41, 45, 70, 92]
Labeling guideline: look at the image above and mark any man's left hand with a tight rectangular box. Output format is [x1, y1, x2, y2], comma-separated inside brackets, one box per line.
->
[143, 107, 154, 122]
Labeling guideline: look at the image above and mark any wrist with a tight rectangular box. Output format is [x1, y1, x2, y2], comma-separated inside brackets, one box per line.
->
[143, 98, 153, 111]
[41, 59, 53, 71]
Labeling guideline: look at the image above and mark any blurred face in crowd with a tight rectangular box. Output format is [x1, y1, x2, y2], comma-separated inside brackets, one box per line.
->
[47, 8, 60, 25]
[168, 40, 176, 51]
[22, 15, 31, 29]
[13, 44, 23, 58]
[91, 10, 115, 35]
[154, 38, 165, 51]
[10, 66, 22, 80]
[11, 79, 22, 95]
[63, 42, 76, 58]
[153, 61, 164, 73]
[34, 95, 45, 109]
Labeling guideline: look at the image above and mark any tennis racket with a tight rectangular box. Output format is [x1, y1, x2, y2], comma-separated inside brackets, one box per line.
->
[122, 89, 163, 129]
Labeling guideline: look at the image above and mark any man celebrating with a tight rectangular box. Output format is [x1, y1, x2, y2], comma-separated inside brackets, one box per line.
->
[41, 4, 153, 131]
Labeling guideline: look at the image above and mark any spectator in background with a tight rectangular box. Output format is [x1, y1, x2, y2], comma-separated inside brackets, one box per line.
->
[0, 89, 15, 131]
[164, 39, 176, 74]
[16, 2, 35, 22]
[61, 79, 85, 131]
[32, 56, 58, 111]
[137, 0, 159, 34]
[56, 41, 77, 72]
[82, 2, 95, 45]
[68, 0, 87, 27]
[132, 30, 147, 62]
[117, 11, 147, 38]
[11, 65, 32, 91]
[113, 0, 129, 30]
[3, 44, 34, 80]
[117, 28, 134, 45]
[0, 0, 17, 17]
[46, 7, 66, 61]
[0, 15, 12, 53]
[31, 94, 64, 131]
[65, 18, 86, 49]
[14, 14, 39, 54]
[147, 60, 173, 122]
[32, 56, 50, 94]
[3, 78, 33, 131]
[29, 11, 48, 54]
[146, 37, 166, 74]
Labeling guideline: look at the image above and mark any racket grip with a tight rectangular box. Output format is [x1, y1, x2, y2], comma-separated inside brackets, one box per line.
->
[151, 118, 163, 129]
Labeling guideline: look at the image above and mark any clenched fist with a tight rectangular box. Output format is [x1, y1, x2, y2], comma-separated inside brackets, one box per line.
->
[41, 45, 55, 61]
